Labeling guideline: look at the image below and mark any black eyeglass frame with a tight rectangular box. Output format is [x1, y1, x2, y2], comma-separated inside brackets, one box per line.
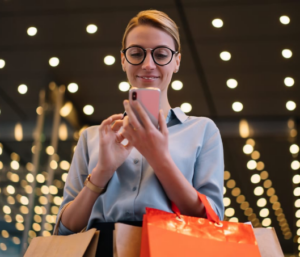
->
[121, 46, 179, 66]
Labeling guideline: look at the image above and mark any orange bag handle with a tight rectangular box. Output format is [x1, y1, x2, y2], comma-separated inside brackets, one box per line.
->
[171, 191, 220, 224]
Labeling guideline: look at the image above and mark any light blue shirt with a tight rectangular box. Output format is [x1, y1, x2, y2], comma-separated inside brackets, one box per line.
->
[56, 107, 224, 235]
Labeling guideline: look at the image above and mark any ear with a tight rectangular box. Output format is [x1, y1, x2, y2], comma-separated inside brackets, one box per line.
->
[174, 53, 181, 73]
[121, 52, 126, 72]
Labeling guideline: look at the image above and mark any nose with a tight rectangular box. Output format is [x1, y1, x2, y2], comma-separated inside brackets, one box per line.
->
[142, 51, 156, 70]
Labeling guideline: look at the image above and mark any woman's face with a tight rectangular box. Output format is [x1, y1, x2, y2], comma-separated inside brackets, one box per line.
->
[121, 25, 181, 94]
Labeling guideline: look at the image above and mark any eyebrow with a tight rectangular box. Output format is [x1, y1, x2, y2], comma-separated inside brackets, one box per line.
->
[127, 44, 172, 49]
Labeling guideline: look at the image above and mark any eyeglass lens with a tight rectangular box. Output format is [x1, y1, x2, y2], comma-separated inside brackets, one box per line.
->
[126, 47, 173, 65]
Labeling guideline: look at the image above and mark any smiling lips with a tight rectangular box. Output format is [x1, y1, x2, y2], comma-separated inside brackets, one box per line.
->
[137, 75, 159, 80]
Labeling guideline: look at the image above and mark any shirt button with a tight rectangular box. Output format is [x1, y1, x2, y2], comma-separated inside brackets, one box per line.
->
[132, 187, 137, 191]
[134, 159, 139, 164]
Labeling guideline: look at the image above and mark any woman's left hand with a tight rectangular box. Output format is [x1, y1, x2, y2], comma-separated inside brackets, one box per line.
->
[121, 100, 170, 167]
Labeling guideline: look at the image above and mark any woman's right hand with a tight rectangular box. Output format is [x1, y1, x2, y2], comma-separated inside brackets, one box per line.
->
[90, 113, 133, 188]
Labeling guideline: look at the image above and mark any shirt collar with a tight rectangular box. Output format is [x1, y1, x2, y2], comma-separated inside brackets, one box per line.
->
[166, 107, 189, 125]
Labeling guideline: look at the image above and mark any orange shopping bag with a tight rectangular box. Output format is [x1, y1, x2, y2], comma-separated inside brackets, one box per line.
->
[140, 192, 261, 257]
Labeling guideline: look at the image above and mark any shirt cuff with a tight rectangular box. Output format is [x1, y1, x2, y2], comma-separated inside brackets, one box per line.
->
[58, 220, 75, 235]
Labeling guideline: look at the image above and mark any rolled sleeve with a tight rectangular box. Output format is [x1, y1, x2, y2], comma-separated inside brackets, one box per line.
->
[193, 120, 224, 220]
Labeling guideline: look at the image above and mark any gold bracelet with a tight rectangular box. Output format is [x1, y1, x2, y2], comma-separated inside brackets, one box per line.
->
[84, 174, 106, 194]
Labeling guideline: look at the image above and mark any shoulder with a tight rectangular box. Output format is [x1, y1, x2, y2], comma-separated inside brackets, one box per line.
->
[81, 125, 99, 139]
[186, 115, 220, 135]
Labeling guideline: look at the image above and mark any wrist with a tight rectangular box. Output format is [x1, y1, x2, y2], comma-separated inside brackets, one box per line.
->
[91, 166, 113, 188]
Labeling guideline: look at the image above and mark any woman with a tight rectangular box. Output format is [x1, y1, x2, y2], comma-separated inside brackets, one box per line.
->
[55, 9, 224, 255]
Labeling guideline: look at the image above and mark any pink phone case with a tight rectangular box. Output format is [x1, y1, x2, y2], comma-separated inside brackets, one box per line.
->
[129, 87, 161, 128]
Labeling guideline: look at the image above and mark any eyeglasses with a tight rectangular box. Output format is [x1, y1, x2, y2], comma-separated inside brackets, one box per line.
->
[121, 46, 178, 66]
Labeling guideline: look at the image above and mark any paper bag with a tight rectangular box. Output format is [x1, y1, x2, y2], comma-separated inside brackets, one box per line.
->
[113, 223, 142, 257]
[254, 228, 284, 257]
[24, 228, 99, 257]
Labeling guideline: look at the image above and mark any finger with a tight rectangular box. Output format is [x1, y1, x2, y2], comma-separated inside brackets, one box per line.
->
[99, 114, 123, 137]
[123, 100, 143, 130]
[130, 100, 153, 130]
[158, 110, 168, 136]
[111, 120, 123, 132]
[121, 116, 135, 141]
[115, 132, 125, 143]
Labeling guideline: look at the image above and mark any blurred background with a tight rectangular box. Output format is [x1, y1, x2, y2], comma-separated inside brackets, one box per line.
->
[0, 0, 299, 256]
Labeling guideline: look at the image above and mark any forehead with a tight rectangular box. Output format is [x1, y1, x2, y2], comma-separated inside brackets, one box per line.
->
[126, 25, 175, 49]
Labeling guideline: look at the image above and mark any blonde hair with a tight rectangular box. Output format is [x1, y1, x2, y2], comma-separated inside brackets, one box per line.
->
[122, 10, 181, 53]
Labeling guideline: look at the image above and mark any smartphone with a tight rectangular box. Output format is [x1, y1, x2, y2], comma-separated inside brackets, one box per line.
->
[129, 87, 161, 128]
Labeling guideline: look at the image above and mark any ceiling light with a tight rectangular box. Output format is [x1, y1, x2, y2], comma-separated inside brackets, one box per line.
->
[225, 208, 235, 217]
[12, 237, 20, 245]
[60, 160, 70, 170]
[295, 199, 300, 208]
[256, 161, 265, 171]
[0, 161, 3, 169]
[10, 160, 19, 170]
[251, 151, 260, 160]
[294, 187, 300, 196]
[6, 185, 15, 194]
[14, 123, 23, 141]
[223, 197, 231, 207]
[62, 173, 68, 182]
[171, 80, 183, 90]
[224, 171, 231, 180]
[18, 84, 28, 94]
[0, 59, 5, 69]
[180, 103, 192, 113]
[254, 186, 264, 196]
[286, 101, 296, 111]
[223, 187, 226, 195]
[247, 160, 257, 170]
[36, 174, 45, 183]
[3, 205, 11, 214]
[67, 83, 78, 93]
[59, 123, 68, 141]
[279, 15, 290, 25]
[251, 174, 261, 184]
[259, 208, 269, 217]
[290, 144, 299, 154]
[257, 198, 267, 207]
[284, 77, 294, 87]
[212, 18, 223, 28]
[226, 179, 236, 188]
[20, 196, 29, 205]
[53, 196, 63, 206]
[232, 102, 243, 112]
[26, 173, 34, 183]
[49, 185, 58, 195]
[50, 160, 58, 170]
[49, 57, 59, 67]
[41, 185, 49, 195]
[60, 102, 73, 117]
[86, 24, 98, 34]
[27, 27, 37, 36]
[46, 146, 55, 155]
[293, 175, 300, 184]
[119, 82, 130, 92]
[226, 79, 238, 89]
[239, 119, 250, 138]
[282, 49, 292, 58]
[83, 105, 94, 115]
[243, 144, 253, 154]
[262, 218, 271, 227]
[36, 106, 43, 115]
[246, 138, 255, 146]
[104, 55, 115, 65]
[220, 51, 231, 61]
